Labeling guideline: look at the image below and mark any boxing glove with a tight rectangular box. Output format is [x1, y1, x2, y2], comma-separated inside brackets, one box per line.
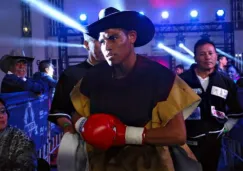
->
[75, 114, 146, 150]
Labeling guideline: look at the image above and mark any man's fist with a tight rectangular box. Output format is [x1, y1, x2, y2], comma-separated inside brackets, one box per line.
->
[75, 114, 146, 150]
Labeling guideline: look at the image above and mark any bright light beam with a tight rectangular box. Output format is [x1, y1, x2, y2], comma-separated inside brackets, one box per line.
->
[216, 48, 242, 64]
[179, 44, 195, 57]
[158, 43, 194, 65]
[0, 37, 84, 48]
[21, 0, 86, 33]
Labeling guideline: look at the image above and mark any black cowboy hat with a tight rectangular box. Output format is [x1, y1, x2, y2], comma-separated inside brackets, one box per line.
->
[0, 50, 34, 73]
[85, 7, 155, 47]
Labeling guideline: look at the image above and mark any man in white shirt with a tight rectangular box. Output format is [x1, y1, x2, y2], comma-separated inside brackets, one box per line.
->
[180, 39, 243, 171]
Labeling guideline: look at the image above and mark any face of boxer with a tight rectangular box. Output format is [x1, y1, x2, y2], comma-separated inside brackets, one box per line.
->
[99, 28, 137, 66]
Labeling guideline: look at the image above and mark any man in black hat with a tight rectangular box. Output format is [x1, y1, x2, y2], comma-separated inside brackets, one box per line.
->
[69, 7, 201, 171]
[0, 55, 46, 93]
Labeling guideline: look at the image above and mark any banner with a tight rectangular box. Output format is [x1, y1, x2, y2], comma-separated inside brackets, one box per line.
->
[0, 92, 49, 150]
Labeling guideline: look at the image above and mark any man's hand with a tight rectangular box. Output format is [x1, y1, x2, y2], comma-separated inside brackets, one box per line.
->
[75, 114, 146, 150]
[57, 117, 75, 133]
[63, 123, 75, 134]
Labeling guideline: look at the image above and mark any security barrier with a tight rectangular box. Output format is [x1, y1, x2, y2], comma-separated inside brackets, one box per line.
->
[219, 119, 243, 170]
[0, 91, 62, 163]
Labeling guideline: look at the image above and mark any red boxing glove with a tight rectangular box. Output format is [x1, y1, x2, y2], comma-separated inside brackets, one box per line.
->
[75, 114, 146, 150]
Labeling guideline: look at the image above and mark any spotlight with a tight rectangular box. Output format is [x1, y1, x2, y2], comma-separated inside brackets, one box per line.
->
[161, 11, 169, 19]
[139, 11, 144, 15]
[179, 43, 184, 48]
[190, 10, 198, 18]
[216, 9, 225, 21]
[217, 10, 224, 16]
[79, 14, 87, 21]
[176, 34, 185, 47]
[79, 13, 88, 25]
[190, 10, 199, 22]
[23, 26, 29, 33]
[158, 43, 164, 49]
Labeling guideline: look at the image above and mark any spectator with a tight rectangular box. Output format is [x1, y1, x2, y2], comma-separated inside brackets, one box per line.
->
[175, 64, 184, 75]
[227, 65, 241, 83]
[217, 54, 228, 74]
[33, 60, 57, 89]
[0, 98, 37, 171]
[0, 51, 47, 93]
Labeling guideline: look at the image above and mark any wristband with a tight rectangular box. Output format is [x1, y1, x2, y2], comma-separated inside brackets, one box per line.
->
[125, 126, 146, 144]
[223, 127, 228, 133]
[63, 123, 71, 128]
[74, 117, 87, 133]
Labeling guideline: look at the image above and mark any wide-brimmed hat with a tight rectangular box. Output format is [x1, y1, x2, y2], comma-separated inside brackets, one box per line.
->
[85, 7, 155, 47]
[0, 49, 34, 73]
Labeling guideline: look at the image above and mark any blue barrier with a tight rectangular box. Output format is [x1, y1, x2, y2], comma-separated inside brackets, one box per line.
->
[0, 91, 49, 151]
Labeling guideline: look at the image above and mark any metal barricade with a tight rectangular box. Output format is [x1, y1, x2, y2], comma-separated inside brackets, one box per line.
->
[37, 122, 63, 164]
[220, 136, 243, 171]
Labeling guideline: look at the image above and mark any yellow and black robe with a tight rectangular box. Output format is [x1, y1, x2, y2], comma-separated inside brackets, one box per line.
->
[71, 55, 201, 171]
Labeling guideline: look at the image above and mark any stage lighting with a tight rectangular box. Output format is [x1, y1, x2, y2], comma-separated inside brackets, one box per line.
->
[139, 11, 144, 15]
[176, 34, 185, 47]
[190, 10, 199, 22]
[179, 43, 184, 48]
[161, 11, 169, 19]
[79, 14, 87, 21]
[158, 43, 164, 49]
[190, 10, 198, 18]
[79, 13, 88, 25]
[216, 9, 225, 21]
[23, 26, 29, 33]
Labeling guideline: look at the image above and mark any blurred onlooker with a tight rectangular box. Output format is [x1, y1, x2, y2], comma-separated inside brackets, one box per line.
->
[175, 64, 184, 75]
[0, 98, 37, 171]
[227, 65, 241, 83]
[33, 60, 57, 89]
[217, 54, 228, 74]
[0, 51, 47, 94]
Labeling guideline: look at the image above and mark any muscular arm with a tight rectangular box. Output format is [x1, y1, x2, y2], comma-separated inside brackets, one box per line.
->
[144, 112, 186, 145]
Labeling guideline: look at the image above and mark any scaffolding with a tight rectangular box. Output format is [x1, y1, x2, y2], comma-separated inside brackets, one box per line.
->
[21, 2, 33, 76]
[154, 22, 235, 55]
[231, 0, 243, 30]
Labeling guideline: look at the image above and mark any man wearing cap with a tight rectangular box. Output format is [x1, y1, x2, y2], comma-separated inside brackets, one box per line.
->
[0, 54, 47, 93]
[67, 7, 201, 171]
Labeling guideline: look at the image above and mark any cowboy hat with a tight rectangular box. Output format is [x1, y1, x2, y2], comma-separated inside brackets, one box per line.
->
[85, 7, 155, 47]
[0, 49, 34, 73]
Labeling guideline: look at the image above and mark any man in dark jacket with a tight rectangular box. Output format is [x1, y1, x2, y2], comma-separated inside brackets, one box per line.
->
[33, 60, 57, 89]
[0, 53, 47, 94]
[180, 39, 243, 171]
[48, 32, 104, 133]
